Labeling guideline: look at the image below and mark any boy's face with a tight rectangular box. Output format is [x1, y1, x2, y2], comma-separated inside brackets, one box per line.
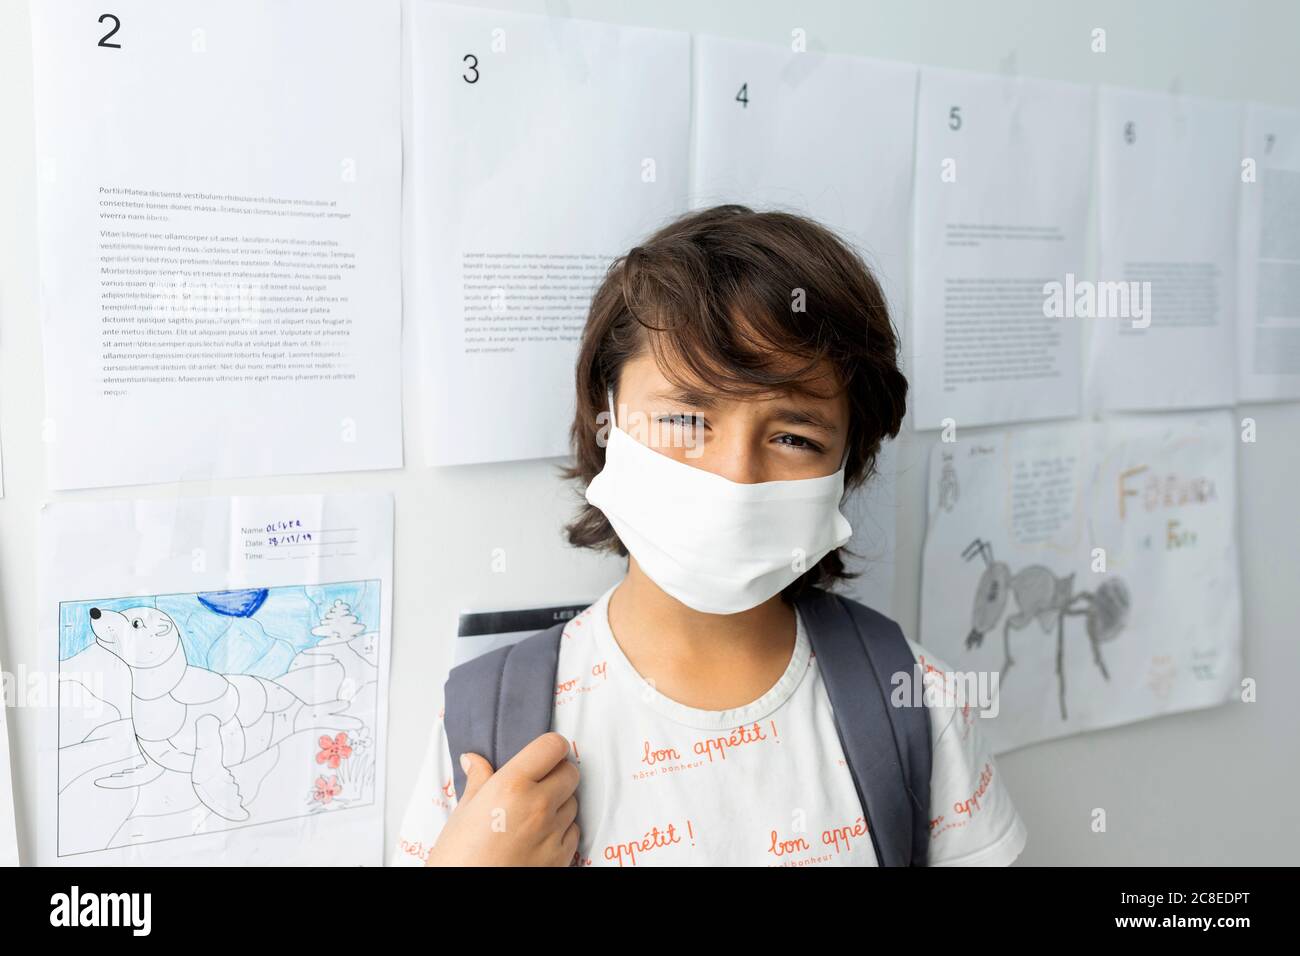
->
[611, 350, 848, 483]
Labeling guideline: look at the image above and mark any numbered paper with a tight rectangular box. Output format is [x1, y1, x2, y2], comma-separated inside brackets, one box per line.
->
[692, 36, 917, 316]
[1237, 103, 1300, 403]
[1089, 89, 1242, 411]
[37, 493, 394, 866]
[31, 0, 403, 489]
[920, 412, 1242, 754]
[911, 69, 1093, 430]
[406, 2, 691, 465]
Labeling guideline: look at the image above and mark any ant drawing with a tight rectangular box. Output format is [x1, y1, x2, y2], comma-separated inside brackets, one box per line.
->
[961, 538, 1131, 720]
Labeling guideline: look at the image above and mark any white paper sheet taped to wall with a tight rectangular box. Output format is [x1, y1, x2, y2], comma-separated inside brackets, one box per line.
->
[1237, 103, 1300, 403]
[30, 0, 403, 489]
[1088, 88, 1242, 412]
[919, 411, 1242, 754]
[36, 492, 394, 866]
[405, 1, 691, 466]
[691, 35, 917, 321]
[911, 68, 1093, 431]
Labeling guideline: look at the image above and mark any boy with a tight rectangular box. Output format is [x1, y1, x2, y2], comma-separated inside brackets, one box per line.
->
[393, 205, 1027, 867]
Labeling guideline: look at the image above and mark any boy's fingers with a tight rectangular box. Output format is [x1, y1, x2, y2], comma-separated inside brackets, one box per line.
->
[499, 732, 572, 783]
[537, 753, 581, 809]
[458, 752, 494, 803]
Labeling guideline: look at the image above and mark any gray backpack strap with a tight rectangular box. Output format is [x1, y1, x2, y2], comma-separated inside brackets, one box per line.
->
[796, 589, 931, 866]
[444, 621, 565, 802]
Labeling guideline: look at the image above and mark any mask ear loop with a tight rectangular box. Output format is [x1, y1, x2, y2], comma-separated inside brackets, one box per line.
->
[834, 440, 852, 512]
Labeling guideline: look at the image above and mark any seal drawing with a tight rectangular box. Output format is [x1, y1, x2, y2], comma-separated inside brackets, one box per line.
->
[88, 605, 360, 822]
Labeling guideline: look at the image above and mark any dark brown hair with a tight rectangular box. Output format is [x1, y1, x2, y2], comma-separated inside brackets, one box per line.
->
[562, 204, 907, 600]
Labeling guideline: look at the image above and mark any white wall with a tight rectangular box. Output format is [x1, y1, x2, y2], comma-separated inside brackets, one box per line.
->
[1, 0, 1297, 865]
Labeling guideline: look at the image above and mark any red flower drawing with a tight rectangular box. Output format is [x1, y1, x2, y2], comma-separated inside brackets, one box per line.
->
[313, 775, 343, 805]
[316, 732, 353, 768]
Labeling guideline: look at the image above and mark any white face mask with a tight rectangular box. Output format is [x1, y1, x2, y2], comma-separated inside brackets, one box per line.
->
[584, 388, 853, 615]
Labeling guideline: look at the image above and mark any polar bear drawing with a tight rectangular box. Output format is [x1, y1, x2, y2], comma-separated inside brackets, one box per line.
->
[87, 605, 360, 822]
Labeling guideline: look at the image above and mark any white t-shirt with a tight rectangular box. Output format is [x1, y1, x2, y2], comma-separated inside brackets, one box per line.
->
[391, 585, 1027, 867]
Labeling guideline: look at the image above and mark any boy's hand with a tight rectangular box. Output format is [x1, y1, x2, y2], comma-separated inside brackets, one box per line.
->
[424, 732, 580, 867]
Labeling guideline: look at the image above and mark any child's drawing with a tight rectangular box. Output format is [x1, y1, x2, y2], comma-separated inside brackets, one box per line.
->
[961, 539, 1131, 720]
[57, 581, 380, 858]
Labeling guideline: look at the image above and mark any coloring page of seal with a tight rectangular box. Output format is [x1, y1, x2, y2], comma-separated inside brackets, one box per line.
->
[37, 492, 394, 866]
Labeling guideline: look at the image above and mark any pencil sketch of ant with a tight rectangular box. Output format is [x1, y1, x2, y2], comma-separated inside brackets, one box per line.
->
[961, 538, 1131, 720]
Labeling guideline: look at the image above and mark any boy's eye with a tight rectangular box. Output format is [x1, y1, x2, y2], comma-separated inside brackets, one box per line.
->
[774, 433, 824, 453]
[656, 413, 705, 429]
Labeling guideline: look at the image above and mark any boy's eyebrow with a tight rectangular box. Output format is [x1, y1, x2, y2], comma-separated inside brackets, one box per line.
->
[652, 386, 718, 408]
[772, 407, 838, 433]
